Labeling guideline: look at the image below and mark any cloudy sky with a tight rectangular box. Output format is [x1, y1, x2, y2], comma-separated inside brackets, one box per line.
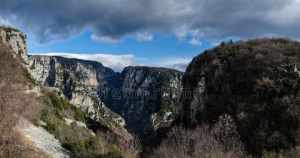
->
[1, 0, 300, 71]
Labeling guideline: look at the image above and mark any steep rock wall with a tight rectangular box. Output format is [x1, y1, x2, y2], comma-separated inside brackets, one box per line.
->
[28, 55, 127, 128]
[0, 26, 27, 61]
[102, 66, 183, 143]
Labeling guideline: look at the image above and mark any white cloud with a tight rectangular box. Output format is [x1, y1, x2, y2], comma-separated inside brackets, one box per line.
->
[0, 16, 12, 26]
[91, 34, 120, 44]
[142, 57, 191, 72]
[175, 26, 204, 46]
[135, 32, 154, 42]
[160, 57, 191, 66]
[189, 38, 202, 46]
[174, 25, 191, 40]
[161, 57, 191, 71]
[33, 52, 136, 72]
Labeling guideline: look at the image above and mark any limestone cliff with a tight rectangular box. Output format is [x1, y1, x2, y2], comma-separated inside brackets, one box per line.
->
[103, 66, 183, 143]
[28, 55, 127, 130]
[0, 26, 27, 61]
[28, 56, 183, 143]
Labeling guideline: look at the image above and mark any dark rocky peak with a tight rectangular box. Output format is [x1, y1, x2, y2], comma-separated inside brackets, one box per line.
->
[102, 66, 183, 144]
[121, 66, 183, 89]
[180, 38, 300, 155]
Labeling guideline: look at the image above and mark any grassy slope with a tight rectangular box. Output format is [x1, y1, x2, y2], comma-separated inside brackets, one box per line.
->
[38, 89, 125, 158]
[0, 43, 49, 158]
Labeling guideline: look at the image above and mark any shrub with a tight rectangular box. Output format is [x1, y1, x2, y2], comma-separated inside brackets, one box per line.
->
[151, 125, 244, 158]
[262, 150, 300, 158]
[40, 88, 125, 158]
[71, 105, 88, 122]
[46, 91, 70, 111]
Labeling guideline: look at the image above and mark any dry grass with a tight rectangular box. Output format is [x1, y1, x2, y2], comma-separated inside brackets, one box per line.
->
[0, 43, 43, 157]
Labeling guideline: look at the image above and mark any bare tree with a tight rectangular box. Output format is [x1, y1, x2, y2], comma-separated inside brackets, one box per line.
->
[151, 115, 245, 158]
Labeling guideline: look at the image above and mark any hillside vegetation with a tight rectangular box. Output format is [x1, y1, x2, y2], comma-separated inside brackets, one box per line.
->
[0, 43, 45, 157]
[161, 38, 300, 158]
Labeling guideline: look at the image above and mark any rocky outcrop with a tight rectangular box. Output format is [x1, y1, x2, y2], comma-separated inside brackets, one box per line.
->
[180, 39, 300, 154]
[103, 66, 183, 143]
[28, 55, 127, 129]
[0, 26, 27, 61]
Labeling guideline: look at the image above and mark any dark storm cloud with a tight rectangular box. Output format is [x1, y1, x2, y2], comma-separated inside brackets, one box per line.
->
[0, 0, 299, 42]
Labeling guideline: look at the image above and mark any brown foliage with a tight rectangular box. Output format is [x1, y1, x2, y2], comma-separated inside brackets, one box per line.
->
[151, 123, 300, 158]
[151, 125, 244, 158]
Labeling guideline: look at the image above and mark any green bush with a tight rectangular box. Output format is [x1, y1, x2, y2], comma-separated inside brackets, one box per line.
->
[71, 106, 88, 123]
[23, 69, 38, 86]
[40, 90, 123, 158]
[46, 91, 70, 111]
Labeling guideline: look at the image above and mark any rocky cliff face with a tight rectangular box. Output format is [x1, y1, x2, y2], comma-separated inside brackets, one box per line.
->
[28, 55, 183, 143]
[28, 55, 127, 129]
[0, 26, 27, 61]
[104, 66, 183, 143]
[180, 39, 300, 154]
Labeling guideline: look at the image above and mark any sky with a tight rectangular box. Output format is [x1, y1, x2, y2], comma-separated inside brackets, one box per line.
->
[1, 0, 300, 71]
